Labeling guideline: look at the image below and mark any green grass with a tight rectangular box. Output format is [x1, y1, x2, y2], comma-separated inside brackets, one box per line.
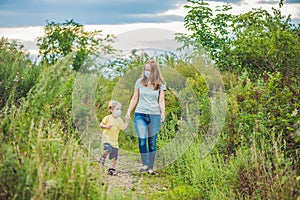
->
[0, 42, 299, 199]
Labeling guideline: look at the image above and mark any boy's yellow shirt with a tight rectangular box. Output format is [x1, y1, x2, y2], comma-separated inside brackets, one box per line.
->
[101, 114, 124, 148]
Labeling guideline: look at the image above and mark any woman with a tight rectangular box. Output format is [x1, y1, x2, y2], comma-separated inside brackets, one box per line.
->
[125, 60, 166, 175]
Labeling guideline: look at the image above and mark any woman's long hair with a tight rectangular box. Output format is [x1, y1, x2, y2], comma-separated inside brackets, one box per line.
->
[141, 60, 165, 90]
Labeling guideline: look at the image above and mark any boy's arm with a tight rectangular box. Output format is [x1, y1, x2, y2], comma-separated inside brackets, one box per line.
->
[100, 119, 112, 129]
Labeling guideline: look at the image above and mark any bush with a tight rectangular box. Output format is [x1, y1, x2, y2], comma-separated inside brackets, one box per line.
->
[0, 37, 41, 109]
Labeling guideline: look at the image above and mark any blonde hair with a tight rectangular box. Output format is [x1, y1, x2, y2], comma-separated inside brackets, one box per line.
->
[141, 60, 165, 90]
[108, 100, 122, 113]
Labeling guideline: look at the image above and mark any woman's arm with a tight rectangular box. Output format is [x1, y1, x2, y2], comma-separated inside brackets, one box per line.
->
[125, 88, 139, 120]
[159, 90, 165, 122]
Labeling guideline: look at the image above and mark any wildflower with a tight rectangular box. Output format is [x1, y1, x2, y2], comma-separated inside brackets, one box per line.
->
[291, 109, 298, 117]
[14, 75, 19, 82]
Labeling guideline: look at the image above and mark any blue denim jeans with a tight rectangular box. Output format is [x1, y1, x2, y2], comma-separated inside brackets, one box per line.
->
[134, 112, 161, 170]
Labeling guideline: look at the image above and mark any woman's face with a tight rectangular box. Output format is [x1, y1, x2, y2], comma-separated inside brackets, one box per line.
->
[144, 63, 151, 72]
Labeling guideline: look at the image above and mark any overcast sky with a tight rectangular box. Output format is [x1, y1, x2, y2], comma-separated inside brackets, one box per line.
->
[0, 0, 299, 27]
[0, 0, 299, 46]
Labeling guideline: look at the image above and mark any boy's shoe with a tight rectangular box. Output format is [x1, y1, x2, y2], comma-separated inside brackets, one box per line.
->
[108, 168, 117, 176]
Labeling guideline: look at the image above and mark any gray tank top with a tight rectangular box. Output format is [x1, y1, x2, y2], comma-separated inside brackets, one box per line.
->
[134, 78, 166, 114]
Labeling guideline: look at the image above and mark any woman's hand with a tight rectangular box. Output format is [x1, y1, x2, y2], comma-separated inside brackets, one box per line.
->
[160, 113, 165, 122]
[125, 112, 131, 121]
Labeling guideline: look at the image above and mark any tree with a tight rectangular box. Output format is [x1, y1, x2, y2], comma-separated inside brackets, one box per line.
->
[175, 0, 233, 62]
[176, 0, 300, 79]
[37, 19, 115, 71]
[226, 5, 300, 78]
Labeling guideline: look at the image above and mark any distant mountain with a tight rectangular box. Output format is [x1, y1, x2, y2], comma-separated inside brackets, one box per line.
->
[113, 28, 182, 54]
[7, 38, 40, 63]
[7, 27, 183, 63]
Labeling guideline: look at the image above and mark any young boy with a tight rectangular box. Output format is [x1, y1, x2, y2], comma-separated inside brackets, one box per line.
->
[98, 100, 129, 176]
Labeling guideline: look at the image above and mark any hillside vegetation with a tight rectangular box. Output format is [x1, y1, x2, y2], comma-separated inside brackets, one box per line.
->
[0, 1, 299, 199]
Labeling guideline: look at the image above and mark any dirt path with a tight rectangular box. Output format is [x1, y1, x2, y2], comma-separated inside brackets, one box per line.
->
[87, 134, 170, 199]
[99, 150, 169, 199]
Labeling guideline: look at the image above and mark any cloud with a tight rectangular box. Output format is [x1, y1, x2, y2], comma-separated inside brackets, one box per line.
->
[0, 0, 299, 27]
[202, 0, 242, 3]
[256, 0, 280, 4]
[0, 0, 184, 27]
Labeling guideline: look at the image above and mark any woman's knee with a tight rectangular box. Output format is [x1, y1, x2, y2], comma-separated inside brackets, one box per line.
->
[138, 137, 147, 147]
[148, 137, 157, 152]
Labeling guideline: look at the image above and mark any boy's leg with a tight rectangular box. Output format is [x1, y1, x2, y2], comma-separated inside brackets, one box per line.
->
[111, 159, 117, 169]
[108, 147, 118, 176]
[99, 143, 113, 165]
[99, 151, 109, 165]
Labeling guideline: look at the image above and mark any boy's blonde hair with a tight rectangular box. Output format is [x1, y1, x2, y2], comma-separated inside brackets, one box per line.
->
[108, 100, 122, 113]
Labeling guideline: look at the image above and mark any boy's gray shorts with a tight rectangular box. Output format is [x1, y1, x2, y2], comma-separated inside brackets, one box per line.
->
[104, 143, 118, 160]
